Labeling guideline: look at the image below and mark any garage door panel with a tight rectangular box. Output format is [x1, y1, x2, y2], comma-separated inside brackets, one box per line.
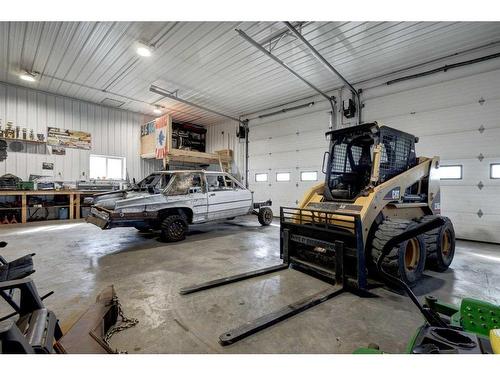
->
[249, 149, 325, 170]
[446, 212, 500, 243]
[249, 183, 272, 204]
[250, 110, 330, 140]
[365, 69, 500, 119]
[250, 182, 296, 211]
[249, 132, 328, 155]
[439, 158, 500, 182]
[416, 128, 500, 160]
[441, 186, 500, 214]
[376, 99, 500, 136]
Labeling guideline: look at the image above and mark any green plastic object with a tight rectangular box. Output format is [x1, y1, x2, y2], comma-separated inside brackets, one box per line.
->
[458, 298, 500, 337]
[354, 296, 500, 354]
[17, 181, 34, 190]
[352, 348, 385, 354]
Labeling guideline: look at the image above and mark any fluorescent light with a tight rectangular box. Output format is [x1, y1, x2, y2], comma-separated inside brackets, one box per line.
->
[136, 42, 153, 57]
[153, 106, 162, 115]
[19, 71, 38, 82]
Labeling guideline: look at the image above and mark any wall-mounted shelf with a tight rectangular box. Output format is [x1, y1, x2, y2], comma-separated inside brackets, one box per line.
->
[0, 137, 47, 145]
[0, 190, 82, 224]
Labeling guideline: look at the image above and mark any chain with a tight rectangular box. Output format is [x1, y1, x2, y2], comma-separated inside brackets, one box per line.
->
[103, 295, 139, 354]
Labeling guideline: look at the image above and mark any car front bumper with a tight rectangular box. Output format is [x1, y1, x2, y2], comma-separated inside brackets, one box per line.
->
[86, 206, 112, 229]
[86, 206, 159, 229]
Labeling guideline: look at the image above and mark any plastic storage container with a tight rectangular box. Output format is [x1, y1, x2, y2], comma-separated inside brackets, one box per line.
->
[58, 207, 69, 220]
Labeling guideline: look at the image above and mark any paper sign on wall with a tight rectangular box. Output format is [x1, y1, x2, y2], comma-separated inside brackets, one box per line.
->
[47, 127, 91, 150]
[155, 115, 169, 159]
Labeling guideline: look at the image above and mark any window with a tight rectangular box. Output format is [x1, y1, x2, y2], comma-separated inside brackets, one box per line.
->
[89, 155, 126, 180]
[491, 164, 500, 179]
[206, 173, 244, 191]
[438, 165, 462, 180]
[137, 173, 172, 191]
[167, 172, 205, 196]
[255, 173, 268, 182]
[301, 171, 318, 181]
[276, 172, 290, 182]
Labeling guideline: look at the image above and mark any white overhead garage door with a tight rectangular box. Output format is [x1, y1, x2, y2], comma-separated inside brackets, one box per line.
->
[248, 102, 333, 212]
[363, 68, 500, 244]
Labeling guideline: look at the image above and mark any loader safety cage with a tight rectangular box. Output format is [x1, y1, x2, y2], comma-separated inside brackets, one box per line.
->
[179, 206, 370, 346]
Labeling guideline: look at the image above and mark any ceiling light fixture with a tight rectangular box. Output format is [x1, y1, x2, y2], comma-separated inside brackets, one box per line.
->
[153, 105, 162, 115]
[19, 71, 38, 82]
[136, 42, 153, 57]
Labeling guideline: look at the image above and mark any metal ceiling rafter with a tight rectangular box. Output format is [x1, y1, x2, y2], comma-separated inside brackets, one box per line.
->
[235, 28, 337, 129]
[150, 84, 241, 123]
[284, 21, 362, 124]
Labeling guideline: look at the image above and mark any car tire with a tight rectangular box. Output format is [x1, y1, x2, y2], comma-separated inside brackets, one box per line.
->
[258, 207, 273, 226]
[160, 215, 188, 242]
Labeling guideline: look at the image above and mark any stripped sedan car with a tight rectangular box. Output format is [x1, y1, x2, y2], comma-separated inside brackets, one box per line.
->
[86, 170, 273, 242]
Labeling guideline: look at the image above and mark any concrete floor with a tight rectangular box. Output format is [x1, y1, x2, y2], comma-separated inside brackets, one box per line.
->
[0, 216, 499, 353]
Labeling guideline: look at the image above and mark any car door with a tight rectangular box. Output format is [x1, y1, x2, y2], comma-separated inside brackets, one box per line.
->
[164, 172, 208, 223]
[206, 173, 252, 220]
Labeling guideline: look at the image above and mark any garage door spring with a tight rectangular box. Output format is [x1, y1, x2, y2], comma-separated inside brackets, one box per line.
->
[103, 295, 139, 354]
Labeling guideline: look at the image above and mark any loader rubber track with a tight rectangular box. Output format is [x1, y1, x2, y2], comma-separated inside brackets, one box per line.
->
[418, 214, 455, 272]
[371, 218, 426, 286]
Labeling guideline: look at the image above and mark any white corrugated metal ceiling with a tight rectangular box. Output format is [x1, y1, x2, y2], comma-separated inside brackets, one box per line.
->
[1, 21, 500, 124]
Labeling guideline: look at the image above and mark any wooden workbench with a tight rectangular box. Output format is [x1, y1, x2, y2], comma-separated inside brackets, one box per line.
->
[0, 190, 101, 224]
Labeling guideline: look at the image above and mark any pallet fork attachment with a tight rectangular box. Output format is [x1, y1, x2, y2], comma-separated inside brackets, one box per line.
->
[180, 207, 360, 346]
[180, 210, 444, 347]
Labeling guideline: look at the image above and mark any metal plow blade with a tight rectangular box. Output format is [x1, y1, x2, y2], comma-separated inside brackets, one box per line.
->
[55, 285, 122, 354]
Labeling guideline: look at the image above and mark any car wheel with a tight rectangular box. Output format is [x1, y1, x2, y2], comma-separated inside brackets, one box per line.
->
[160, 215, 188, 242]
[258, 207, 273, 226]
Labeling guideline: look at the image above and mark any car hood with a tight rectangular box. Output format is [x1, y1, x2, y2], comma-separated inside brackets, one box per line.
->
[94, 190, 157, 210]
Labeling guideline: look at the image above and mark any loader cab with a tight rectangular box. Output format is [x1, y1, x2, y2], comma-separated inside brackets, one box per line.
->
[324, 123, 418, 202]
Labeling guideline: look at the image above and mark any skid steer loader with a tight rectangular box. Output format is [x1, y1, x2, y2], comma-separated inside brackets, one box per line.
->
[288, 121, 455, 287]
[180, 122, 456, 346]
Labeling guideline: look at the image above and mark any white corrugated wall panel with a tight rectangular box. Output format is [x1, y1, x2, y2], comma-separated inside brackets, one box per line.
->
[205, 119, 245, 181]
[0, 81, 153, 182]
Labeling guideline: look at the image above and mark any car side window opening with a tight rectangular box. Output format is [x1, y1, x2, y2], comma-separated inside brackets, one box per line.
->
[207, 174, 242, 192]
[166, 173, 205, 196]
[135, 173, 173, 193]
